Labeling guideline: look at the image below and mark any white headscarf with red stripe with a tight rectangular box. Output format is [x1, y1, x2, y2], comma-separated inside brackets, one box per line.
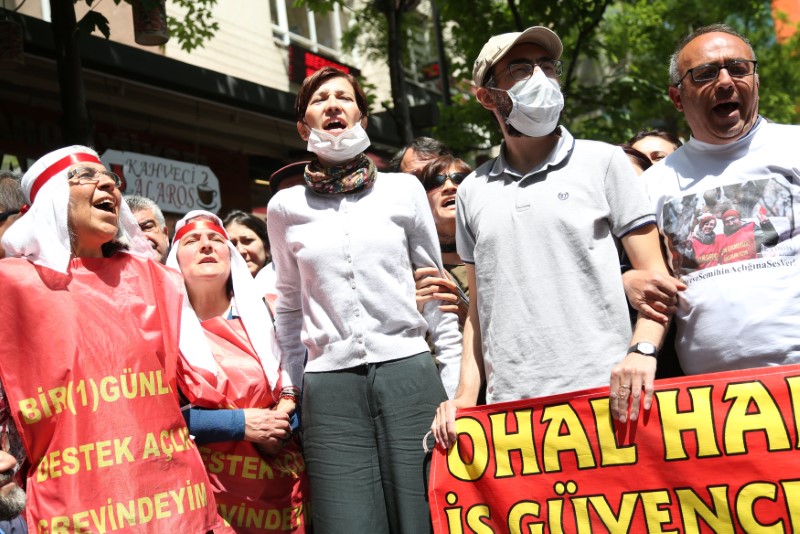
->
[166, 210, 280, 389]
[1, 145, 152, 273]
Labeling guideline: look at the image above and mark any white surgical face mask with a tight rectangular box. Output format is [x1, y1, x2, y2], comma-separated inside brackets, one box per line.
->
[504, 69, 564, 138]
[306, 122, 371, 164]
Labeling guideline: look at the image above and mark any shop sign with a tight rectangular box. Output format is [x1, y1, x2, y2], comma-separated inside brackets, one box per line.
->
[101, 150, 221, 214]
[289, 44, 360, 84]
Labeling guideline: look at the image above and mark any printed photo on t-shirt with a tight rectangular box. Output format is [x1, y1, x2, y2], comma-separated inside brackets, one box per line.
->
[658, 176, 798, 276]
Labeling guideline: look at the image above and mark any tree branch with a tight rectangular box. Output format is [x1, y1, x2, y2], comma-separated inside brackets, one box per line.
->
[563, 0, 611, 98]
[507, 0, 523, 31]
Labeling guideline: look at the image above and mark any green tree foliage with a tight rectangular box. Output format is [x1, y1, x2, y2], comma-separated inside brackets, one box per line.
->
[54, 0, 218, 145]
[76, 0, 219, 52]
[434, 0, 800, 153]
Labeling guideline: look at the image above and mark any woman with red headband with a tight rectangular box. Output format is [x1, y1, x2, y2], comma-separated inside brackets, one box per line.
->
[0, 146, 224, 532]
[167, 210, 309, 533]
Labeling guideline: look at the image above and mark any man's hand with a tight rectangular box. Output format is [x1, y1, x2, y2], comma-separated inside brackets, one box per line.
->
[414, 267, 467, 324]
[622, 270, 686, 323]
[609, 352, 657, 423]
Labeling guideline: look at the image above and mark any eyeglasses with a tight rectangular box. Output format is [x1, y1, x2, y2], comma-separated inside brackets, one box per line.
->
[423, 172, 468, 192]
[677, 60, 757, 86]
[66, 166, 122, 188]
[503, 60, 563, 81]
[0, 209, 19, 223]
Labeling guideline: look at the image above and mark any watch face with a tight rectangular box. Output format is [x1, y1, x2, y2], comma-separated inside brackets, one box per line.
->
[635, 342, 657, 355]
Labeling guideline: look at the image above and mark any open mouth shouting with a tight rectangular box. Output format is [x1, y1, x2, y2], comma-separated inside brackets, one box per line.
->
[92, 197, 117, 215]
[324, 119, 347, 134]
[712, 100, 740, 118]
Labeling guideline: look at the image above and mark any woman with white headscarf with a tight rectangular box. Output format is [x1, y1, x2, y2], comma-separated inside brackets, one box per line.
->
[167, 210, 309, 533]
[0, 146, 224, 532]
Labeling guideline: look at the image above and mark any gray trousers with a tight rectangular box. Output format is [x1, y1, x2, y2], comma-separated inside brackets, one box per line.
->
[302, 352, 447, 534]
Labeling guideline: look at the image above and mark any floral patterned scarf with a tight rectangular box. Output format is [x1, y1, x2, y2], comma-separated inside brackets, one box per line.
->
[304, 154, 377, 194]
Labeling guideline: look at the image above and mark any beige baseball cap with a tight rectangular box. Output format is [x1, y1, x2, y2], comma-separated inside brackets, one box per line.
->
[472, 26, 563, 87]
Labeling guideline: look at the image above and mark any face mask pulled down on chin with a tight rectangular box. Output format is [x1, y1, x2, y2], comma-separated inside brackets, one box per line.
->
[305, 122, 371, 164]
[503, 69, 564, 138]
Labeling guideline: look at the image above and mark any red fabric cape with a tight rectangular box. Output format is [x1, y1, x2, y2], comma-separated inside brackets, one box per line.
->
[178, 316, 309, 533]
[0, 255, 224, 533]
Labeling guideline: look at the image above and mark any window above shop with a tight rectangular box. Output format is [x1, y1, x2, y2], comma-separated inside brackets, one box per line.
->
[270, 0, 350, 58]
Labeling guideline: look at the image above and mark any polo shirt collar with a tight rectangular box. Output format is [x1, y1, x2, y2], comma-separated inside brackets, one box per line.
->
[488, 126, 575, 180]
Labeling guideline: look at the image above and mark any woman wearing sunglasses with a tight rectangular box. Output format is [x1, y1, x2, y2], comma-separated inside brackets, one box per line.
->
[414, 155, 471, 328]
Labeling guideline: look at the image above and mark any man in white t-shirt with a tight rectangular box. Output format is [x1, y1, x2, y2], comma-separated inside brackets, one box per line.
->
[642, 23, 800, 375]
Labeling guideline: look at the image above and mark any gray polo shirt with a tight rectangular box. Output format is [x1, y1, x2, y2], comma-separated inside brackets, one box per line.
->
[457, 127, 654, 403]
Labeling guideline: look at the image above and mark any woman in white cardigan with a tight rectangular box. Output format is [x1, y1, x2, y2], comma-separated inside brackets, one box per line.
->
[267, 66, 461, 533]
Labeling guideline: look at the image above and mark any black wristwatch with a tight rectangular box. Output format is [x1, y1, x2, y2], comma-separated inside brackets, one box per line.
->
[627, 342, 658, 358]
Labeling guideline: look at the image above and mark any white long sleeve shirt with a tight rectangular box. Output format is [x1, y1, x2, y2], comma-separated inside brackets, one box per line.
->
[267, 171, 462, 397]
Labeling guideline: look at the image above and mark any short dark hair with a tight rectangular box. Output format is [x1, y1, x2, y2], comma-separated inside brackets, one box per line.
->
[389, 137, 451, 172]
[420, 155, 472, 185]
[669, 24, 755, 86]
[222, 209, 270, 252]
[294, 66, 369, 122]
[621, 145, 652, 173]
[627, 129, 683, 150]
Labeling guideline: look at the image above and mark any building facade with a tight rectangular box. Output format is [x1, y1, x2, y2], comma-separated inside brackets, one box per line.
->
[1, 0, 440, 217]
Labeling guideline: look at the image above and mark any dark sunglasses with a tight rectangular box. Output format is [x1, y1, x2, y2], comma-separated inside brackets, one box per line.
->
[0, 209, 19, 223]
[423, 172, 468, 192]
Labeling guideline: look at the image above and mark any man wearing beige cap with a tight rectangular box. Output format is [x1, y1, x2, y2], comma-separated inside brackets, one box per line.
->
[431, 26, 676, 447]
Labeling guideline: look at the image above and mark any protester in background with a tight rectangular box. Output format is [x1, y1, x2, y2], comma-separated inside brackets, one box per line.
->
[0, 450, 25, 534]
[223, 209, 271, 276]
[621, 145, 653, 176]
[0, 173, 27, 534]
[616, 146, 685, 380]
[619, 135, 685, 347]
[257, 161, 311, 312]
[126, 194, 170, 263]
[269, 161, 310, 196]
[168, 210, 309, 533]
[0, 172, 25, 260]
[0, 146, 223, 531]
[389, 136, 451, 177]
[415, 155, 471, 328]
[628, 129, 682, 164]
[268, 66, 461, 533]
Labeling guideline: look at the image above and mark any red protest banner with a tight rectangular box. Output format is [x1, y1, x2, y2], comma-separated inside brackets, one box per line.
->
[429, 364, 800, 533]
